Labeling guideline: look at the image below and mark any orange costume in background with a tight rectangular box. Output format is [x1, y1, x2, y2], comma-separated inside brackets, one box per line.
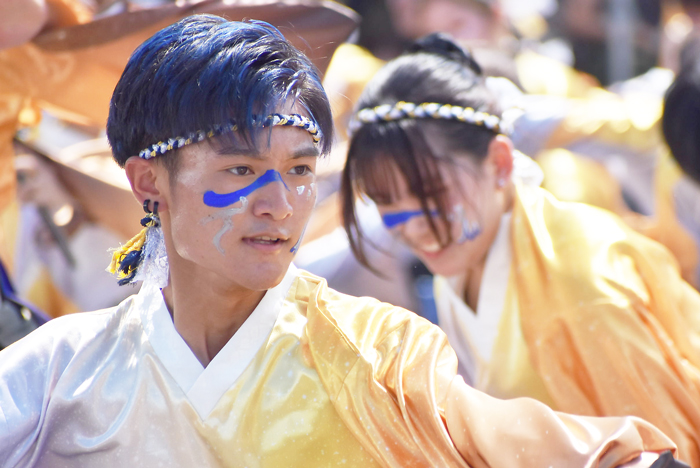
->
[512, 185, 700, 464]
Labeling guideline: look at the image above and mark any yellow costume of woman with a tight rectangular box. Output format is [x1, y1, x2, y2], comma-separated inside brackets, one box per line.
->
[435, 183, 700, 466]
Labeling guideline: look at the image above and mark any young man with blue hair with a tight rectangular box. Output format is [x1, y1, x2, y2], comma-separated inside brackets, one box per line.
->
[0, 14, 685, 467]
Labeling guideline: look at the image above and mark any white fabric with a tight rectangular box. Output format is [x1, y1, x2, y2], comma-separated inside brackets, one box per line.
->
[0, 266, 298, 467]
[141, 265, 298, 418]
[434, 213, 512, 385]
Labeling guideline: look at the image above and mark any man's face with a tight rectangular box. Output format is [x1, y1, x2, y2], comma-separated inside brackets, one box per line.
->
[157, 122, 319, 291]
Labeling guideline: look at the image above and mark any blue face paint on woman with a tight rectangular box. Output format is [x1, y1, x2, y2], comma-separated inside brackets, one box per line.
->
[203, 169, 289, 208]
[382, 209, 440, 230]
[382, 207, 482, 244]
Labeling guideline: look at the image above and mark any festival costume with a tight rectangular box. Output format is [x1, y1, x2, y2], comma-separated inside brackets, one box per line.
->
[0, 266, 676, 467]
[434, 183, 700, 466]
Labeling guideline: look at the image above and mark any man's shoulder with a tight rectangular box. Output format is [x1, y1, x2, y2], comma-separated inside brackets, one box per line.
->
[294, 269, 443, 350]
[0, 294, 138, 373]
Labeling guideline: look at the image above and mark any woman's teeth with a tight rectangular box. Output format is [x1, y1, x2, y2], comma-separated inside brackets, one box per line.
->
[422, 243, 441, 253]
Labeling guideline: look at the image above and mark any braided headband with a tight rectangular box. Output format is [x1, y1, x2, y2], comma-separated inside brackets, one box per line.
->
[348, 101, 510, 137]
[138, 113, 321, 160]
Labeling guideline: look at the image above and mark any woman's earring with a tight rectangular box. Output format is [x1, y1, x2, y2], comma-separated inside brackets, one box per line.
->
[107, 198, 169, 288]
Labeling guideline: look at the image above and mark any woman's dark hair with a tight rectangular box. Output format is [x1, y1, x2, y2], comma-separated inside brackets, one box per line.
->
[663, 35, 700, 185]
[341, 33, 501, 269]
[107, 15, 333, 171]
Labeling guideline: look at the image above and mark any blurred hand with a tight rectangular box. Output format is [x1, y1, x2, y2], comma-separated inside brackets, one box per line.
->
[15, 154, 77, 221]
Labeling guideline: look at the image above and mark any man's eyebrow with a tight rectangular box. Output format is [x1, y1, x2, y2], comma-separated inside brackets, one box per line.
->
[215, 144, 259, 157]
[214, 145, 319, 159]
[292, 145, 320, 159]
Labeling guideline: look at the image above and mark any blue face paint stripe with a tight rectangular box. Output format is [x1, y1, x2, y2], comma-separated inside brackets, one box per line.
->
[290, 221, 309, 254]
[382, 209, 440, 229]
[458, 219, 482, 243]
[203, 169, 289, 208]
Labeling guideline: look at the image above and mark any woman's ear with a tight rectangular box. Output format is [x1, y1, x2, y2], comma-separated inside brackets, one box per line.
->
[486, 135, 514, 187]
[124, 156, 168, 209]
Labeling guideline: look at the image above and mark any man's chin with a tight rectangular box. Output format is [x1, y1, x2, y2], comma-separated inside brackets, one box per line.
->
[230, 262, 290, 291]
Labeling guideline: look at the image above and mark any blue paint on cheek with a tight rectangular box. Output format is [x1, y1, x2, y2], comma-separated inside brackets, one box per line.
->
[290, 222, 309, 254]
[382, 210, 439, 229]
[203, 169, 289, 208]
[458, 219, 482, 243]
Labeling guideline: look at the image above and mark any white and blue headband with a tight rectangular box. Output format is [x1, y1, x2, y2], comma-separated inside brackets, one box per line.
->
[137, 113, 321, 160]
[348, 101, 511, 137]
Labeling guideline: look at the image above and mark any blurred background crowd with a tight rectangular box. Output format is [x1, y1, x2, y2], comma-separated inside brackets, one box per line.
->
[1, 0, 699, 337]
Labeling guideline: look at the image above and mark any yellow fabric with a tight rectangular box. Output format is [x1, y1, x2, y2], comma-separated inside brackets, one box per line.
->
[536, 148, 699, 289]
[478, 275, 556, 408]
[516, 49, 599, 98]
[643, 153, 699, 289]
[323, 43, 385, 141]
[538, 148, 630, 215]
[511, 184, 700, 466]
[24, 267, 78, 317]
[0, 269, 677, 466]
[294, 270, 677, 467]
[195, 275, 381, 467]
[544, 87, 664, 153]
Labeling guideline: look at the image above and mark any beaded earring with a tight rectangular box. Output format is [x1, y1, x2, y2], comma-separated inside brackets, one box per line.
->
[108, 200, 169, 287]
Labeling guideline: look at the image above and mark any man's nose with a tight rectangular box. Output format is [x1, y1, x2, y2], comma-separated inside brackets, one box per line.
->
[251, 177, 293, 220]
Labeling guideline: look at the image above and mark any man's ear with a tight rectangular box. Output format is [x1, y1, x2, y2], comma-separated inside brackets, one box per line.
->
[124, 156, 168, 209]
[486, 135, 514, 186]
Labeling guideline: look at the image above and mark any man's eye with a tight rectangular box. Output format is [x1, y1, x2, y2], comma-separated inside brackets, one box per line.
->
[290, 165, 311, 176]
[228, 166, 252, 176]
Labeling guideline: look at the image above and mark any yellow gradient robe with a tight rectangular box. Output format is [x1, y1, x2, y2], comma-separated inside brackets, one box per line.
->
[0, 266, 676, 467]
[435, 184, 700, 466]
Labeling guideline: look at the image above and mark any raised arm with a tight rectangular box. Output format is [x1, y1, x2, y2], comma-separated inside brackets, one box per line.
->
[443, 374, 677, 468]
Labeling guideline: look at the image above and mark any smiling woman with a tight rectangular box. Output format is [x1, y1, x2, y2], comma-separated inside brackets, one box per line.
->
[343, 32, 700, 465]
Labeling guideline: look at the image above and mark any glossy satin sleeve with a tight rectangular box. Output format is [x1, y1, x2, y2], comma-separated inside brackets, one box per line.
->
[512, 184, 700, 466]
[0, 330, 50, 467]
[0, 305, 119, 467]
[443, 375, 674, 468]
[299, 270, 678, 468]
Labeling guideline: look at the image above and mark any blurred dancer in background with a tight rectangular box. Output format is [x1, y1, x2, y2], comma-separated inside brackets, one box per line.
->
[342, 33, 700, 465]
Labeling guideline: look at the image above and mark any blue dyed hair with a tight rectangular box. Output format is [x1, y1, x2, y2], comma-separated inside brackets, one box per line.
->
[107, 14, 333, 168]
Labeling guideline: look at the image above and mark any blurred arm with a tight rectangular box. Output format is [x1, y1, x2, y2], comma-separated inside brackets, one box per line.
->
[443, 375, 678, 468]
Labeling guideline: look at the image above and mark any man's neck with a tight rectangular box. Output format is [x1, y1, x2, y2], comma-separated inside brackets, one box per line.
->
[161, 267, 267, 367]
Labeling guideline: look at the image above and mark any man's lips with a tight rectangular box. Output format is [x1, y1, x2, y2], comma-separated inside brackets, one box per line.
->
[242, 233, 291, 251]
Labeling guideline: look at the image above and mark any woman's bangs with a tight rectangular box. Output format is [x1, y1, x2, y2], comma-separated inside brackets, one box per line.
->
[349, 122, 412, 204]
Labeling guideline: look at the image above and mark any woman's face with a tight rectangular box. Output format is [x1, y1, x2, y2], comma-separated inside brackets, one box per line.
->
[372, 149, 509, 277]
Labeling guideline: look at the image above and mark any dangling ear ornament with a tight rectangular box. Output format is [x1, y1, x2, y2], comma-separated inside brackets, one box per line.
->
[107, 199, 169, 288]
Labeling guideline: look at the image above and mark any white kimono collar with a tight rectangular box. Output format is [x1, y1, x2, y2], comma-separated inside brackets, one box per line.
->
[136, 264, 298, 419]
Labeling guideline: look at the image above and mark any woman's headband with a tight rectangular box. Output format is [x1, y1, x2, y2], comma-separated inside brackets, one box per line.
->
[138, 113, 321, 160]
[348, 101, 511, 137]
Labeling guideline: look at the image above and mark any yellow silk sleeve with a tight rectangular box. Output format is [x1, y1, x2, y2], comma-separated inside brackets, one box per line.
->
[512, 185, 700, 466]
[444, 375, 675, 468]
[297, 270, 678, 467]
